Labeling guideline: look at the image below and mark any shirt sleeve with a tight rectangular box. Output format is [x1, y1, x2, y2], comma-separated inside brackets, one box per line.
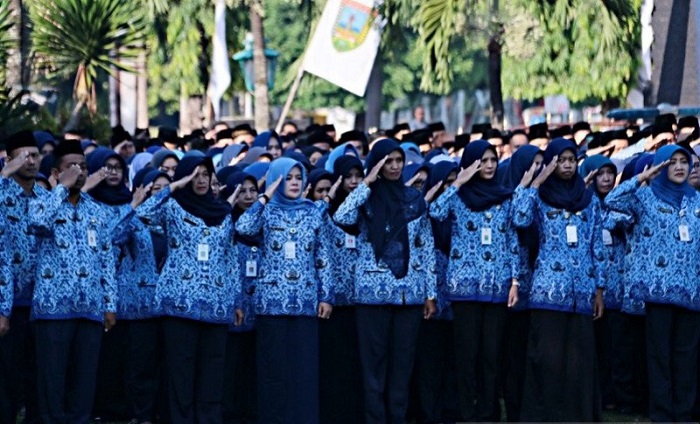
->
[235, 200, 265, 237]
[604, 177, 642, 222]
[333, 182, 371, 226]
[134, 186, 171, 229]
[429, 185, 457, 222]
[512, 186, 538, 228]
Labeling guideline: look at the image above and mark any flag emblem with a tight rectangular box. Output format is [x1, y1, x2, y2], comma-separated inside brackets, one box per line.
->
[332, 0, 374, 52]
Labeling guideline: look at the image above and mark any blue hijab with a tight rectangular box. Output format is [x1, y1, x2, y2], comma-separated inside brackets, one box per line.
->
[87, 147, 133, 205]
[244, 162, 270, 181]
[266, 157, 315, 211]
[129, 152, 153, 186]
[580, 154, 617, 199]
[325, 142, 360, 172]
[650, 145, 696, 208]
[330, 155, 364, 218]
[142, 168, 170, 271]
[363, 138, 426, 279]
[252, 130, 279, 148]
[634, 153, 655, 176]
[457, 140, 513, 211]
[219, 144, 248, 169]
[222, 171, 258, 221]
[538, 138, 592, 212]
[171, 156, 232, 226]
[424, 161, 458, 255]
[306, 169, 333, 199]
[620, 155, 643, 183]
[501, 145, 542, 190]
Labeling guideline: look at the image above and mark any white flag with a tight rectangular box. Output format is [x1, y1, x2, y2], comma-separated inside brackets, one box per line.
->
[208, 0, 231, 119]
[303, 0, 383, 97]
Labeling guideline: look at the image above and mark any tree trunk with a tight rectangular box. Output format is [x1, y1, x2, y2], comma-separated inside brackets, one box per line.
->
[6, 0, 27, 90]
[364, 51, 383, 132]
[250, 1, 270, 131]
[488, 34, 504, 130]
[136, 51, 149, 129]
[64, 98, 86, 132]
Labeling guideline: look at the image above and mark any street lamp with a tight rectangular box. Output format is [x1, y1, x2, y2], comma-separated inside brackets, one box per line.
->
[233, 34, 280, 93]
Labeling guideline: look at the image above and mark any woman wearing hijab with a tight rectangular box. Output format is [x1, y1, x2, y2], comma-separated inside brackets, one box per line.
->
[135, 156, 242, 424]
[306, 169, 334, 201]
[429, 140, 519, 421]
[324, 141, 360, 173]
[580, 154, 625, 411]
[219, 144, 249, 170]
[150, 150, 180, 180]
[605, 145, 700, 422]
[514, 137, 605, 422]
[411, 160, 461, 423]
[113, 168, 170, 424]
[334, 138, 437, 424]
[318, 155, 365, 424]
[128, 152, 153, 188]
[85, 147, 133, 219]
[252, 130, 283, 160]
[499, 144, 543, 422]
[221, 171, 260, 424]
[235, 157, 333, 424]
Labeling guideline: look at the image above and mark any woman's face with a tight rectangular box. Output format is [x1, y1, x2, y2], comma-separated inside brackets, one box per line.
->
[595, 166, 616, 195]
[412, 170, 428, 191]
[309, 152, 323, 166]
[381, 150, 404, 181]
[478, 149, 498, 180]
[236, 179, 258, 210]
[533, 153, 544, 169]
[342, 167, 363, 193]
[284, 166, 303, 199]
[104, 157, 124, 187]
[689, 155, 700, 188]
[267, 138, 282, 159]
[668, 151, 690, 184]
[210, 174, 221, 197]
[160, 157, 178, 179]
[192, 165, 211, 196]
[150, 176, 170, 195]
[312, 179, 332, 201]
[554, 150, 577, 180]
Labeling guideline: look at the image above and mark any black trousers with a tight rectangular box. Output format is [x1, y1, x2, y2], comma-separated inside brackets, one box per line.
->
[502, 310, 529, 422]
[34, 319, 103, 424]
[520, 309, 602, 422]
[223, 330, 257, 424]
[356, 304, 422, 424]
[162, 316, 228, 424]
[409, 318, 460, 423]
[645, 303, 700, 422]
[452, 301, 507, 422]
[256, 315, 319, 424]
[93, 322, 128, 420]
[594, 309, 619, 408]
[611, 313, 647, 414]
[125, 318, 163, 423]
[319, 306, 363, 424]
[0, 306, 39, 424]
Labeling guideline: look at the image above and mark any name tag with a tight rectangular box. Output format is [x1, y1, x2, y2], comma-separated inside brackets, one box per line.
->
[680, 225, 691, 242]
[602, 230, 613, 246]
[566, 225, 578, 244]
[87, 229, 97, 247]
[245, 260, 258, 277]
[345, 234, 357, 249]
[481, 227, 492, 245]
[284, 241, 296, 259]
[197, 244, 210, 262]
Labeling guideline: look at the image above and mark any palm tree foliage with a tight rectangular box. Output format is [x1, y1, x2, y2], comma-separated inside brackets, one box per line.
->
[0, 2, 14, 82]
[28, 0, 149, 113]
[413, 0, 641, 102]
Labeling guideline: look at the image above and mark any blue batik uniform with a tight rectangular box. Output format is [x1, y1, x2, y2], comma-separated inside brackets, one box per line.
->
[0, 214, 13, 318]
[229, 240, 261, 331]
[325, 220, 359, 307]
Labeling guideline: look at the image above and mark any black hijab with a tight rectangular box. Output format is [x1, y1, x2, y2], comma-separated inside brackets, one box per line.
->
[363, 139, 426, 279]
[457, 140, 513, 211]
[171, 156, 232, 227]
[330, 155, 364, 217]
[538, 138, 593, 212]
[424, 161, 458, 255]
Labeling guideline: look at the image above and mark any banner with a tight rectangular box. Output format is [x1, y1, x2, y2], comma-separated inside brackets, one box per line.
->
[207, 0, 231, 119]
[302, 0, 383, 97]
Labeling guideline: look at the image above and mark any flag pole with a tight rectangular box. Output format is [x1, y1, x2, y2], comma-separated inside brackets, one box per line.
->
[275, 63, 305, 134]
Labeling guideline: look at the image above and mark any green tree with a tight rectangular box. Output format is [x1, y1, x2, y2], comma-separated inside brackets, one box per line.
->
[29, 0, 149, 130]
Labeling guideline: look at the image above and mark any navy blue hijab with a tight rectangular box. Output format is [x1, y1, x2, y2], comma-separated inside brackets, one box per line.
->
[171, 156, 232, 226]
[330, 155, 364, 217]
[424, 161, 458, 255]
[87, 147, 133, 206]
[502, 145, 542, 190]
[306, 169, 333, 199]
[457, 140, 513, 211]
[538, 138, 593, 212]
[650, 145, 696, 208]
[363, 138, 426, 279]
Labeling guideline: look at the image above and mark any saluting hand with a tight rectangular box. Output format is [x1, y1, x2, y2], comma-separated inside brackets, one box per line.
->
[452, 160, 481, 189]
[169, 167, 198, 192]
[57, 164, 82, 189]
[638, 160, 669, 185]
[81, 167, 107, 193]
[364, 156, 388, 185]
[262, 176, 283, 202]
[583, 170, 598, 187]
[531, 156, 558, 189]
[226, 184, 242, 207]
[1, 150, 29, 178]
[424, 182, 442, 203]
[519, 162, 539, 188]
[326, 176, 343, 202]
[130, 183, 153, 209]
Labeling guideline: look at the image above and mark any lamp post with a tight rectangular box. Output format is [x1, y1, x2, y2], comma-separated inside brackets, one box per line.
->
[233, 30, 279, 130]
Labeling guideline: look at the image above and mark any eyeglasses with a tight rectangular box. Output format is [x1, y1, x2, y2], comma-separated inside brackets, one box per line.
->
[105, 164, 123, 173]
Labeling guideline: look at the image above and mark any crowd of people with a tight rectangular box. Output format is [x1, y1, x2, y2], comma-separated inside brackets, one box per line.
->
[0, 112, 700, 424]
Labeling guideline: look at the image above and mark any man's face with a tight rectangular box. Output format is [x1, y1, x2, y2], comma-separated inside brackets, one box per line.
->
[8, 146, 40, 180]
